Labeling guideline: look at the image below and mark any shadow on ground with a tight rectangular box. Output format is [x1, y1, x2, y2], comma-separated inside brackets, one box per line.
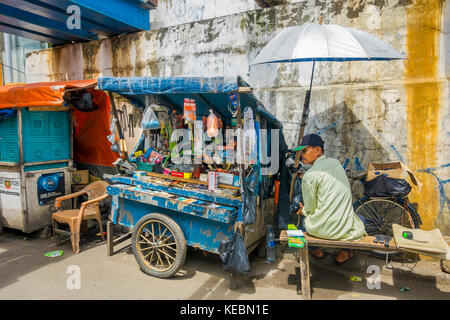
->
[0, 224, 107, 290]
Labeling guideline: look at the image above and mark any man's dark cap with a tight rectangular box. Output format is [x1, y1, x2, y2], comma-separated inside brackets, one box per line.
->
[293, 134, 324, 152]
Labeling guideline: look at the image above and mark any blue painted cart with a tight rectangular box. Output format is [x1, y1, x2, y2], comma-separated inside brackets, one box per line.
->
[99, 76, 282, 280]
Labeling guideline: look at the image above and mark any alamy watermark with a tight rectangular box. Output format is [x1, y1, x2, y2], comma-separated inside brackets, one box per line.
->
[366, 265, 381, 290]
[167, 126, 280, 176]
[66, 5, 81, 30]
[66, 265, 81, 290]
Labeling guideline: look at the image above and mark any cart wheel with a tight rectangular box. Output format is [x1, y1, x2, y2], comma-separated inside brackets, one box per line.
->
[132, 213, 186, 279]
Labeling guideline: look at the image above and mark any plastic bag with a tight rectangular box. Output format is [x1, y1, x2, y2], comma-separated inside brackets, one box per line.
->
[0, 109, 15, 120]
[243, 107, 257, 165]
[141, 105, 160, 130]
[241, 165, 259, 226]
[184, 98, 196, 124]
[206, 110, 219, 138]
[107, 118, 119, 144]
[218, 230, 250, 274]
[364, 174, 411, 197]
[289, 176, 303, 216]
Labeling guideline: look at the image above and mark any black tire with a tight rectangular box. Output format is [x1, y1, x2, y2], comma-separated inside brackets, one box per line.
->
[353, 196, 422, 258]
[132, 213, 186, 278]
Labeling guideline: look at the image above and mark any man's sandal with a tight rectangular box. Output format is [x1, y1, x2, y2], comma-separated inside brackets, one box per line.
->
[310, 248, 324, 259]
[335, 250, 354, 264]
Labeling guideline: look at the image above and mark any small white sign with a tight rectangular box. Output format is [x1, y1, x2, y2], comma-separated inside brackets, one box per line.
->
[287, 230, 304, 237]
[0, 177, 20, 196]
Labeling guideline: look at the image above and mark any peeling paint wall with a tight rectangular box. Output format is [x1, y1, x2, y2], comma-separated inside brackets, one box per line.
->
[25, 0, 449, 235]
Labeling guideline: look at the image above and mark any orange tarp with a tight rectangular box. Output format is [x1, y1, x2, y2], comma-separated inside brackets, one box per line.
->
[0, 79, 97, 109]
[73, 88, 119, 167]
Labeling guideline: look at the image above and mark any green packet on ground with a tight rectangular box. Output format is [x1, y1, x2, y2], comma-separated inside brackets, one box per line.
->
[44, 251, 63, 257]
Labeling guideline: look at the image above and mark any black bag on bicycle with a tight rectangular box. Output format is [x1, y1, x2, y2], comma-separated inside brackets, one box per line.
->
[363, 173, 411, 198]
[364, 161, 418, 198]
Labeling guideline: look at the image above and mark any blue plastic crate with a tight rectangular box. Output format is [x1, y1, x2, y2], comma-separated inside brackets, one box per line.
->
[0, 109, 70, 163]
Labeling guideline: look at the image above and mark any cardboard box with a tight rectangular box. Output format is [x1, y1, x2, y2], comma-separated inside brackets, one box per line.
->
[366, 162, 421, 189]
[218, 172, 235, 186]
[72, 170, 89, 185]
[208, 171, 218, 191]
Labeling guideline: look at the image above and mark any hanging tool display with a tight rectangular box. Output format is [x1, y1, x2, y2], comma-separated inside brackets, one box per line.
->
[121, 105, 128, 134]
[108, 93, 129, 160]
[128, 114, 134, 138]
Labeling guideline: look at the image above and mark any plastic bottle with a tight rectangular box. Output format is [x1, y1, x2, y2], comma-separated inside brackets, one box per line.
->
[266, 225, 276, 263]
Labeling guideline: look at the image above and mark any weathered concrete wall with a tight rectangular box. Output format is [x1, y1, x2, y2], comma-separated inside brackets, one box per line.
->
[25, 0, 449, 235]
[150, 0, 260, 29]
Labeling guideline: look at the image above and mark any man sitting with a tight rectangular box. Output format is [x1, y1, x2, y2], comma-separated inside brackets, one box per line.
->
[294, 134, 367, 264]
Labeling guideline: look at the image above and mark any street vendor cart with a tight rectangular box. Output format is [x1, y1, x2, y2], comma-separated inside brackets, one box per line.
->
[100, 76, 283, 281]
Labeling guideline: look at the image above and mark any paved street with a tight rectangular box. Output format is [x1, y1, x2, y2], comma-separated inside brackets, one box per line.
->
[0, 228, 449, 300]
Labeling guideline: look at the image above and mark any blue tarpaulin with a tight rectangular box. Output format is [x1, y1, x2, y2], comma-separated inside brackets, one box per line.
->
[98, 76, 281, 128]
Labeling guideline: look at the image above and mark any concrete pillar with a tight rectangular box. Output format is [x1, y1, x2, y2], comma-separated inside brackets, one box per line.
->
[2, 33, 13, 84]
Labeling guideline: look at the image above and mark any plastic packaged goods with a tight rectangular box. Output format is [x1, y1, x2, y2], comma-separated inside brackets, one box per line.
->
[243, 106, 257, 165]
[184, 98, 196, 124]
[206, 110, 219, 138]
[141, 105, 160, 130]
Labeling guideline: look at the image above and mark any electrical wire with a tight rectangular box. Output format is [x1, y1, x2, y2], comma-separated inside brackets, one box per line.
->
[0, 61, 25, 74]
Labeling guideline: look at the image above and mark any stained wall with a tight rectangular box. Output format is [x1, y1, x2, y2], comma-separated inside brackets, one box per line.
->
[25, 0, 449, 235]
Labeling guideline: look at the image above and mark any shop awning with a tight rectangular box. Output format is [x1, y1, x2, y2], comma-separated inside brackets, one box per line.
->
[0, 0, 156, 45]
[98, 76, 282, 128]
[0, 79, 97, 109]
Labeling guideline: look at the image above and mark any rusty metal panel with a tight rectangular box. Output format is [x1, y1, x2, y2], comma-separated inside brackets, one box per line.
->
[107, 184, 238, 224]
[113, 196, 235, 253]
[108, 175, 242, 207]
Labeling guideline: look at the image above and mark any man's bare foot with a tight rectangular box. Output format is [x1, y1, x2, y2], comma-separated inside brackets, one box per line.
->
[310, 248, 324, 259]
[335, 250, 354, 264]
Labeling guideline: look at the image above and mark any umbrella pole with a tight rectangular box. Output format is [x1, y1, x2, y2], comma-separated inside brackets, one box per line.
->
[289, 59, 316, 201]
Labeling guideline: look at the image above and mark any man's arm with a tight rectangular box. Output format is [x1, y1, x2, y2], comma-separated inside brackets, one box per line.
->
[301, 173, 318, 216]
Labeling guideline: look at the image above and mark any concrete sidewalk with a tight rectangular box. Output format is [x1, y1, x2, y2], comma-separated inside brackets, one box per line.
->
[0, 228, 449, 300]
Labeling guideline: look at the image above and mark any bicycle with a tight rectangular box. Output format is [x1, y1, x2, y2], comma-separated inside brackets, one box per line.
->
[347, 169, 423, 257]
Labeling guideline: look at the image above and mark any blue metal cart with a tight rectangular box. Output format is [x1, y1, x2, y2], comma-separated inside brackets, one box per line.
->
[100, 76, 282, 280]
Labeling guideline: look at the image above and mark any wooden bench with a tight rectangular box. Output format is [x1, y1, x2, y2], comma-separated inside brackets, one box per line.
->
[279, 230, 401, 300]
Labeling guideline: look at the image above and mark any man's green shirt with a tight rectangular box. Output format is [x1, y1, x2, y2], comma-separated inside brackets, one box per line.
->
[301, 155, 367, 241]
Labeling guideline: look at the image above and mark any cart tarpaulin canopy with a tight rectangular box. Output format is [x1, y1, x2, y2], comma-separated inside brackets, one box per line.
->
[0, 79, 97, 109]
[98, 76, 281, 128]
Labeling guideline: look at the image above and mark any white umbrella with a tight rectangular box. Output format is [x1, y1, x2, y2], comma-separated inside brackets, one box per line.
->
[250, 22, 406, 200]
[251, 23, 406, 65]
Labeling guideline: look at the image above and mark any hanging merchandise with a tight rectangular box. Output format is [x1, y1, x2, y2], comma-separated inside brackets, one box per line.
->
[193, 120, 204, 159]
[141, 104, 160, 130]
[206, 110, 219, 138]
[107, 118, 119, 144]
[184, 98, 197, 124]
[228, 93, 239, 127]
[243, 107, 258, 165]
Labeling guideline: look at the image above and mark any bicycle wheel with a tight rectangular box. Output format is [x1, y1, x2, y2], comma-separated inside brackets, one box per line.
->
[132, 213, 187, 278]
[353, 196, 422, 257]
